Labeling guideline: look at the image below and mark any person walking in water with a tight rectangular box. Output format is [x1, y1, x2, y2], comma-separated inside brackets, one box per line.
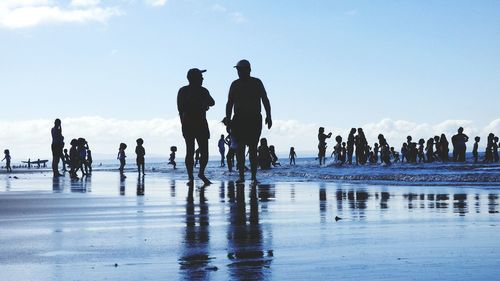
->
[218, 134, 226, 167]
[51, 118, 64, 177]
[177, 68, 215, 185]
[2, 149, 12, 172]
[317, 127, 332, 166]
[223, 59, 272, 184]
[289, 147, 297, 165]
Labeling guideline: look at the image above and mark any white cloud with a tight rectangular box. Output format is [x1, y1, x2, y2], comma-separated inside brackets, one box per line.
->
[212, 3, 247, 24]
[0, 0, 122, 28]
[145, 0, 167, 7]
[70, 0, 100, 7]
[0, 117, 498, 161]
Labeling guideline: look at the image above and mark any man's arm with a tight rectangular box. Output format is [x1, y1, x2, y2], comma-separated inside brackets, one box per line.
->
[260, 80, 272, 129]
[224, 85, 235, 125]
[177, 88, 184, 122]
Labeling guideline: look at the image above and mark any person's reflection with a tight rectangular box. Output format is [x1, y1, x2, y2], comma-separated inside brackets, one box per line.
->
[380, 191, 390, 209]
[319, 184, 327, 224]
[170, 179, 176, 198]
[436, 194, 449, 210]
[136, 176, 145, 196]
[227, 183, 272, 280]
[219, 181, 226, 203]
[453, 194, 468, 216]
[70, 177, 87, 193]
[179, 184, 213, 278]
[336, 188, 344, 212]
[119, 177, 125, 196]
[488, 194, 499, 214]
[52, 176, 62, 192]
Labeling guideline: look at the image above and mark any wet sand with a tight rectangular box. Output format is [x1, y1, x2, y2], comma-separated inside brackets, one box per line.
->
[0, 172, 499, 280]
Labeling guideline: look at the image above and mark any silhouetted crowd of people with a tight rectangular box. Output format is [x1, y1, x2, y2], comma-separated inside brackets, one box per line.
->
[318, 126, 499, 166]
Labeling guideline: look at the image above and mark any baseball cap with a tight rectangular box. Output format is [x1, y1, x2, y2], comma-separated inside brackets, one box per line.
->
[187, 68, 206, 80]
[234, 59, 251, 68]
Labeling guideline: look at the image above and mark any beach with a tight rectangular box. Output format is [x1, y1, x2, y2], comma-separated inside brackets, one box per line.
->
[1, 168, 499, 280]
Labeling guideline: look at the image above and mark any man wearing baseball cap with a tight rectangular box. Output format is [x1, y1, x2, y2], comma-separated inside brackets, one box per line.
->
[177, 68, 215, 185]
[223, 59, 272, 183]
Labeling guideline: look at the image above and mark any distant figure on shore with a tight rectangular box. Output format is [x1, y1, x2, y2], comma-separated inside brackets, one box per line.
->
[472, 136, 480, 163]
[317, 127, 332, 166]
[224, 133, 236, 172]
[168, 146, 177, 170]
[257, 138, 272, 170]
[78, 138, 89, 176]
[135, 138, 146, 175]
[51, 118, 64, 177]
[426, 138, 434, 163]
[177, 68, 214, 185]
[289, 147, 297, 165]
[332, 135, 342, 164]
[417, 138, 425, 163]
[269, 145, 280, 167]
[63, 149, 70, 170]
[2, 149, 12, 172]
[440, 134, 449, 162]
[223, 59, 272, 183]
[407, 136, 417, 163]
[69, 139, 79, 179]
[218, 134, 226, 167]
[390, 147, 400, 163]
[117, 143, 127, 178]
[355, 128, 368, 165]
[452, 127, 469, 162]
[401, 143, 408, 163]
[494, 136, 499, 162]
[340, 142, 347, 164]
[485, 133, 494, 163]
[346, 128, 356, 164]
[87, 149, 93, 175]
[378, 134, 390, 165]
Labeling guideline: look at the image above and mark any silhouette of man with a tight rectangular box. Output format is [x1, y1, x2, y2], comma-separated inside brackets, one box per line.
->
[177, 68, 215, 185]
[452, 127, 469, 162]
[51, 118, 64, 177]
[223, 59, 272, 183]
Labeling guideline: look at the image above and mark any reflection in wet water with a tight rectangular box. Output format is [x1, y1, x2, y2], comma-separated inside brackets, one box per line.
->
[226, 182, 273, 281]
[136, 176, 145, 196]
[179, 185, 214, 280]
[119, 177, 125, 196]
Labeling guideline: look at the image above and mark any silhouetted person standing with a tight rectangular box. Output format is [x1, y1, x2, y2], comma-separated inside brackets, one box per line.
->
[440, 134, 449, 162]
[135, 138, 146, 175]
[51, 118, 64, 177]
[218, 134, 226, 167]
[346, 128, 356, 164]
[317, 127, 332, 166]
[177, 68, 215, 185]
[453, 127, 469, 162]
[224, 59, 272, 183]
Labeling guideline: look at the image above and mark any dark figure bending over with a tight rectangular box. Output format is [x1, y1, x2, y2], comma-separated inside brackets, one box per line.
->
[51, 118, 64, 177]
[177, 68, 215, 185]
[223, 59, 272, 184]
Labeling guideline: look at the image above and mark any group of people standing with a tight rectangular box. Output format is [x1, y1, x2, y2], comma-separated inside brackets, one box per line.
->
[177, 59, 272, 185]
[51, 119, 93, 179]
[318, 126, 499, 166]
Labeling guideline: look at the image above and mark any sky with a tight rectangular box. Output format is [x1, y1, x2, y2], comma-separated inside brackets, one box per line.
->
[0, 0, 499, 160]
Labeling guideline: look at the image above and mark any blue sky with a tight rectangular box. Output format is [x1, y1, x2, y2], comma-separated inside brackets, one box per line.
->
[0, 0, 499, 159]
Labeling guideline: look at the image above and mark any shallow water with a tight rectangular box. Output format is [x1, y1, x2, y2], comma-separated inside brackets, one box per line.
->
[0, 172, 499, 280]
